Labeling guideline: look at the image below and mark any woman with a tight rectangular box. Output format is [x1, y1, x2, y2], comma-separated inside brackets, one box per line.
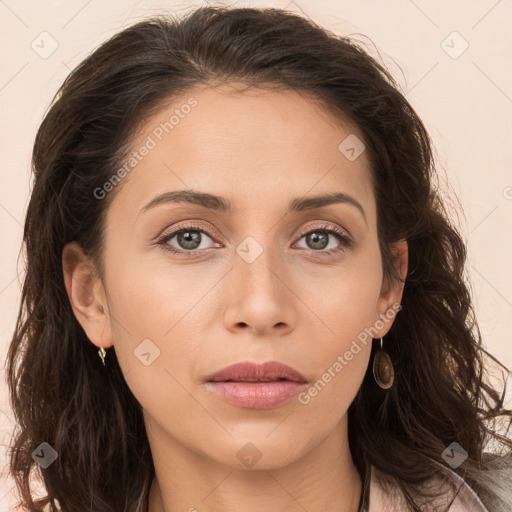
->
[5, 5, 511, 512]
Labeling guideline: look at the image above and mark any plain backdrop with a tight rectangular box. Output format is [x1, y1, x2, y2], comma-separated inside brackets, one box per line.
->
[1, 0, 511, 507]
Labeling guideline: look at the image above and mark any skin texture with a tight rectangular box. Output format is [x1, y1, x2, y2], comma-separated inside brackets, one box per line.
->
[62, 83, 408, 512]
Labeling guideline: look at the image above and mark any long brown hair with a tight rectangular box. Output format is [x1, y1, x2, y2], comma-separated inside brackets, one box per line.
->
[6, 6, 511, 512]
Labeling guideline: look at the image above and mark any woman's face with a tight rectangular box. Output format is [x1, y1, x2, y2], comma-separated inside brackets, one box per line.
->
[65, 83, 406, 470]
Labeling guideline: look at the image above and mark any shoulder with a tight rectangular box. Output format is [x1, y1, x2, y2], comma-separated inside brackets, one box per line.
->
[368, 461, 490, 512]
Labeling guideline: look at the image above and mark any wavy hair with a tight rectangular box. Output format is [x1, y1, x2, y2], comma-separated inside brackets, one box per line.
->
[6, 5, 512, 512]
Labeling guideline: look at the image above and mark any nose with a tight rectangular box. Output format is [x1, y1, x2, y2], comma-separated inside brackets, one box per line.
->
[223, 249, 297, 337]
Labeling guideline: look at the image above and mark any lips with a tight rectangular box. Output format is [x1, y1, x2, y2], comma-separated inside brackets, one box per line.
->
[205, 361, 308, 409]
[206, 360, 308, 384]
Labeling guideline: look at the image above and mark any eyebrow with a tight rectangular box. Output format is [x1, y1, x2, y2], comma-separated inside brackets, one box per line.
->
[140, 189, 367, 224]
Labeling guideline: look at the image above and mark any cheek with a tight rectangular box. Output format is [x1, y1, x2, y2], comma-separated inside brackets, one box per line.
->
[296, 249, 382, 398]
[101, 254, 201, 401]
[104, 255, 233, 420]
[303, 248, 383, 345]
[106, 245, 212, 342]
[293, 274, 378, 423]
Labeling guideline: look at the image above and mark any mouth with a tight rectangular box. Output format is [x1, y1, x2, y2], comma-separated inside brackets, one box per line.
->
[205, 361, 308, 409]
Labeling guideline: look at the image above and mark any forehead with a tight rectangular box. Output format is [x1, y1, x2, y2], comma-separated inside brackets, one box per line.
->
[107, 83, 375, 223]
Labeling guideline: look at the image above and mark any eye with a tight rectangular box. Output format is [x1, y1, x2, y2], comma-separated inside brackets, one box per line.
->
[294, 224, 352, 254]
[156, 224, 221, 256]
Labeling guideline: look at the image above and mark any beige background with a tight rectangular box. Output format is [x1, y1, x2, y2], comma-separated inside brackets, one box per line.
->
[1, 0, 511, 507]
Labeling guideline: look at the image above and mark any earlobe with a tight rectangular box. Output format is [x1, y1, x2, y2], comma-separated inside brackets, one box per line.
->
[62, 241, 112, 349]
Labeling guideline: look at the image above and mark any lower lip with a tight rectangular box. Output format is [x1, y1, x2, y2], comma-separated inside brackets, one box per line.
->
[205, 380, 307, 409]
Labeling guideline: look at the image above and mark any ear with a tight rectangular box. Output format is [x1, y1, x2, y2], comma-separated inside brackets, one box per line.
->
[62, 241, 113, 349]
[373, 239, 408, 337]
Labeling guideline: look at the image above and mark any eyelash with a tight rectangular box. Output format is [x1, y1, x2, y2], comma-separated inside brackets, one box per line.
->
[156, 223, 352, 257]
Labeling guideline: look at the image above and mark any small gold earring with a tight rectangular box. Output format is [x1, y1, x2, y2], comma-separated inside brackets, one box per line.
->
[372, 337, 394, 389]
[98, 346, 107, 366]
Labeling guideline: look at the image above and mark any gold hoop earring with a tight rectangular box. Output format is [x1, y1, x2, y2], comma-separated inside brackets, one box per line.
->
[372, 337, 394, 389]
[98, 346, 107, 366]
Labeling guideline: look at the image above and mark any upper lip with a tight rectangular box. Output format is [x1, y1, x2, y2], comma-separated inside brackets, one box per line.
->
[206, 361, 308, 383]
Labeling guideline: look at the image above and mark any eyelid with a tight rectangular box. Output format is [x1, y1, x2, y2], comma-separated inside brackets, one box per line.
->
[294, 222, 351, 243]
[156, 220, 221, 243]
